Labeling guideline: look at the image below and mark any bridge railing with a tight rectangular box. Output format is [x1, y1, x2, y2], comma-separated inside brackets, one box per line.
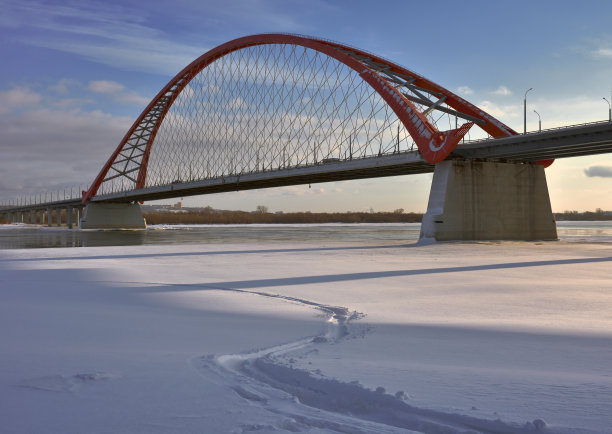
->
[112, 145, 421, 195]
[0, 185, 87, 210]
[461, 118, 612, 146]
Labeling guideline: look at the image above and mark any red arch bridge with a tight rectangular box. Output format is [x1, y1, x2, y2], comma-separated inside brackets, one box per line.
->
[3, 34, 612, 240]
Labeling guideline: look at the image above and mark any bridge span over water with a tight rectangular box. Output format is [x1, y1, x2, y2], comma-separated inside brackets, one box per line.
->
[3, 34, 612, 240]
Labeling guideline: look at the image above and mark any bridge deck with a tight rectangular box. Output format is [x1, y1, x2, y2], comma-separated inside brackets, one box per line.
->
[453, 120, 612, 161]
[90, 120, 612, 204]
[92, 152, 434, 203]
[3, 121, 612, 213]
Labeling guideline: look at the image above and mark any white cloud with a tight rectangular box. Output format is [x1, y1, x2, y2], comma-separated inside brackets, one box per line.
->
[89, 80, 124, 94]
[457, 86, 474, 96]
[6, 1, 205, 76]
[116, 93, 150, 106]
[228, 97, 246, 109]
[88, 80, 149, 106]
[475, 95, 609, 132]
[591, 48, 612, 58]
[492, 85, 512, 96]
[533, 95, 610, 126]
[477, 100, 520, 120]
[0, 104, 133, 197]
[0, 87, 42, 114]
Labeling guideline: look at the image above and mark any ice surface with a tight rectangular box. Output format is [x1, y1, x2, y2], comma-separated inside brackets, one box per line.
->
[1, 238, 612, 433]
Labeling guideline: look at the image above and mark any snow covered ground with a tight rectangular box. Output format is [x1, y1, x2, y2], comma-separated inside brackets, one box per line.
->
[1, 236, 612, 433]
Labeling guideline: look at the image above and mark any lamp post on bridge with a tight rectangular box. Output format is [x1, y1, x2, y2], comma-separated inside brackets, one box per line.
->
[524, 87, 533, 134]
[533, 109, 541, 132]
[603, 97, 611, 122]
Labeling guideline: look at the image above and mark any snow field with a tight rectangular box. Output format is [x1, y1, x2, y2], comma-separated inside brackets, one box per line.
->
[1, 240, 612, 433]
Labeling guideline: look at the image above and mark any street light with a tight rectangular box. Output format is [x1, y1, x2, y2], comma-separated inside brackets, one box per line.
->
[603, 97, 611, 122]
[533, 109, 541, 132]
[524, 87, 533, 134]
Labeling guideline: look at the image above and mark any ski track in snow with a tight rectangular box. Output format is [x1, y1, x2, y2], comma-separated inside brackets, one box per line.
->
[185, 285, 557, 434]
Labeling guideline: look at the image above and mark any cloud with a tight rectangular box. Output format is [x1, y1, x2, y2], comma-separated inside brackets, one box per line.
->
[173, 0, 326, 33]
[276, 185, 329, 197]
[228, 97, 246, 109]
[492, 85, 512, 96]
[3, 1, 205, 76]
[52, 98, 96, 109]
[0, 104, 133, 197]
[477, 100, 520, 120]
[584, 166, 612, 177]
[48, 79, 80, 94]
[0, 87, 42, 114]
[532, 95, 611, 126]
[89, 80, 124, 94]
[457, 86, 474, 95]
[116, 93, 150, 106]
[591, 48, 612, 58]
[468, 94, 612, 134]
[88, 80, 149, 105]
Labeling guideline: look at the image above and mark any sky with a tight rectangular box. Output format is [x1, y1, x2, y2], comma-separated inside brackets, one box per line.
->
[1, 0, 612, 213]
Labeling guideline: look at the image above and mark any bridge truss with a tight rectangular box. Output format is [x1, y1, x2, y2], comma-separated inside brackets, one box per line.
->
[83, 34, 518, 203]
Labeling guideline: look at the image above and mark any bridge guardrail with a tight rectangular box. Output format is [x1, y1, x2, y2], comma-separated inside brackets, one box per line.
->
[461, 119, 612, 145]
[0, 186, 87, 212]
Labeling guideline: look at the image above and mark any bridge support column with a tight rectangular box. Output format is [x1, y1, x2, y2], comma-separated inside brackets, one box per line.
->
[420, 159, 557, 241]
[66, 207, 73, 229]
[46, 209, 52, 227]
[79, 202, 146, 230]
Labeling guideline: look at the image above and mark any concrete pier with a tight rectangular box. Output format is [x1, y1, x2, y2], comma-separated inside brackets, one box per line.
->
[66, 207, 73, 229]
[420, 159, 557, 241]
[79, 202, 146, 229]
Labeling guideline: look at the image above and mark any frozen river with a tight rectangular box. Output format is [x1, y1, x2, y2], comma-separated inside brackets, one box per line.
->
[1, 223, 612, 433]
[1, 221, 612, 249]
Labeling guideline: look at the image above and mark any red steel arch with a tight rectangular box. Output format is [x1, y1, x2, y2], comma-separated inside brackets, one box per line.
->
[83, 34, 526, 203]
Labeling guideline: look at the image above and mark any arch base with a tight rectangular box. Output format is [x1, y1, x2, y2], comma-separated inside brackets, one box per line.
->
[420, 160, 557, 241]
[79, 202, 146, 230]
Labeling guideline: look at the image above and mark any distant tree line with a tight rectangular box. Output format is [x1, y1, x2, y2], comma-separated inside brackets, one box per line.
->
[554, 209, 612, 221]
[142, 207, 423, 225]
[3, 208, 611, 226]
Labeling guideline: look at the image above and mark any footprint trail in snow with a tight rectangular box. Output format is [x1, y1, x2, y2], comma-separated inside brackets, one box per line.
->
[189, 286, 552, 434]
